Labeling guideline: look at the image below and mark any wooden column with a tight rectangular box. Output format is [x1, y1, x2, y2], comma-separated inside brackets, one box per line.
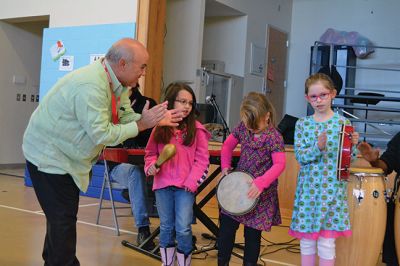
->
[136, 0, 166, 102]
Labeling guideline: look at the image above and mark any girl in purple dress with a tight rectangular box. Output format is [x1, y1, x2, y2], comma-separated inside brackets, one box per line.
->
[217, 92, 286, 266]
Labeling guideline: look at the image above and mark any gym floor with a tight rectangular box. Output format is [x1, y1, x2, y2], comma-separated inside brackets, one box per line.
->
[0, 168, 387, 266]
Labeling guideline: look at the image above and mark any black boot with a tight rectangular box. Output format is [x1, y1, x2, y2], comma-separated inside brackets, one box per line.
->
[218, 258, 229, 266]
[192, 235, 197, 251]
[243, 261, 258, 266]
[137, 226, 156, 251]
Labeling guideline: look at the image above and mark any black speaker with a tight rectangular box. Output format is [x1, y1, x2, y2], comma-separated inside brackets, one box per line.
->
[277, 114, 298, 145]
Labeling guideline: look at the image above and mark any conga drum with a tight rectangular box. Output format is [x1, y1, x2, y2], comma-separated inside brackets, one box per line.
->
[216, 171, 258, 216]
[336, 167, 387, 266]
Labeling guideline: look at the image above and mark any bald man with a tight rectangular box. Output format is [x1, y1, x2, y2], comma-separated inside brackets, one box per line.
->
[23, 38, 181, 266]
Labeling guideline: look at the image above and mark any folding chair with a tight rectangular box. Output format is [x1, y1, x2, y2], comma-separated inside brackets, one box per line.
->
[96, 148, 132, 235]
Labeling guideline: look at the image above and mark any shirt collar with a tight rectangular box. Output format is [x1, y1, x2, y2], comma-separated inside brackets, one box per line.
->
[103, 59, 124, 94]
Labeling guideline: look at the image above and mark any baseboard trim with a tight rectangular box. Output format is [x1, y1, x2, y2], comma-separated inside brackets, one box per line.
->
[0, 163, 26, 169]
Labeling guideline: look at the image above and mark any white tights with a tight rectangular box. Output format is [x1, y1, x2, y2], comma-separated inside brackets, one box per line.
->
[300, 237, 335, 260]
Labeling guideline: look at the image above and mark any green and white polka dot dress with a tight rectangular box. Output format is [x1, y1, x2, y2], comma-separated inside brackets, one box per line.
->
[289, 113, 352, 239]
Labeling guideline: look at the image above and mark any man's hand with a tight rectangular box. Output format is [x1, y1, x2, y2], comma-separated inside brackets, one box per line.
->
[357, 142, 380, 162]
[136, 101, 168, 131]
[158, 108, 183, 127]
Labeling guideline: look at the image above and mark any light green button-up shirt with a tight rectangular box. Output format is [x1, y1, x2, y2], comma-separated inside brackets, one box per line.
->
[23, 60, 141, 192]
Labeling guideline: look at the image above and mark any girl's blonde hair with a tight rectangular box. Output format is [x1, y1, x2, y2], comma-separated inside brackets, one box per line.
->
[305, 73, 336, 94]
[240, 92, 276, 129]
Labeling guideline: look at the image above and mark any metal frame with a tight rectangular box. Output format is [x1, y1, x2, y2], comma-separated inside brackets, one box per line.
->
[96, 148, 131, 236]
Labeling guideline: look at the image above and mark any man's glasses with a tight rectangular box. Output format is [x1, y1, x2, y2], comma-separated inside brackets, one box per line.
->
[307, 93, 331, 102]
[175, 99, 193, 106]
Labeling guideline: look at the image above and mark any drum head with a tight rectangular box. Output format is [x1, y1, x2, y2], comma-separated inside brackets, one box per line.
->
[350, 167, 384, 175]
[216, 171, 258, 216]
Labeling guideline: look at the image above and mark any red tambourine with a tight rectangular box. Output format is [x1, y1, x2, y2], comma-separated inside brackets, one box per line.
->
[337, 125, 354, 181]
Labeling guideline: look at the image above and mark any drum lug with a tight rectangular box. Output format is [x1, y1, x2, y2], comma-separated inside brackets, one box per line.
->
[383, 176, 393, 203]
[353, 188, 364, 204]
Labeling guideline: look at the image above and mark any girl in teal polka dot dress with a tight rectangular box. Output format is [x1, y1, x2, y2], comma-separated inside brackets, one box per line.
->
[289, 73, 359, 266]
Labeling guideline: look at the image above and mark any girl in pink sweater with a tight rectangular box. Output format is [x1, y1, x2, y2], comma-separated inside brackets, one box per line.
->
[217, 92, 286, 266]
[145, 82, 210, 266]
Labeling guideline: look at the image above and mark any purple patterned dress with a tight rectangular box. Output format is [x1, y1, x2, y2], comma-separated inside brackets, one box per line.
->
[222, 122, 285, 231]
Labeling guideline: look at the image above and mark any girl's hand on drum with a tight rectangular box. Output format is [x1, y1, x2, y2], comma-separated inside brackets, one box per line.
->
[147, 164, 160, 176]
[221, 168, 231, 178]
[318, 131, 327, 151]
[352, 132, 360, 145]
[247, 182, 261, 199]
[357, 142, 380, 162]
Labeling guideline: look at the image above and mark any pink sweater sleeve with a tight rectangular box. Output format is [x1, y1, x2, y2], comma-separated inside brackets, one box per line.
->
[253, 152, 286, 190]
[183, 127, 211, 192]
[144, 128, 159, 176]
[221, 134, 239, 170]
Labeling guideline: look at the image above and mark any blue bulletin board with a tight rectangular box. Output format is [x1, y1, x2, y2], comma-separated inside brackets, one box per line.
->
[39, 22, 136, 99]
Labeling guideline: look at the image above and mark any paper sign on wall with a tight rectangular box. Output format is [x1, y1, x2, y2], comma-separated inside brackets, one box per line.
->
[59, 55, 74, 71]
[90, 54, 105, 64]
[50, 40, 66, 61]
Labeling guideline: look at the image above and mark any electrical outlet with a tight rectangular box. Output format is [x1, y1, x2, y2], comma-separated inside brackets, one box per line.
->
[16, 93, 21, 101]
[36, 95, 39, 102]
[22, 94, 26, 102]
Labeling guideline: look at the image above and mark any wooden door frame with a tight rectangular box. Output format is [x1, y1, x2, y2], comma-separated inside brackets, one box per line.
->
[136, 0, 166, 102]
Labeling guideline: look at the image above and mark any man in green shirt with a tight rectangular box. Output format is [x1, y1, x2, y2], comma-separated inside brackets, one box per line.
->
[23, 38, 181, 266]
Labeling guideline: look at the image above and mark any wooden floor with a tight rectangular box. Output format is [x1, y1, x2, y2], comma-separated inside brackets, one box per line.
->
[0, 168, 387, 266]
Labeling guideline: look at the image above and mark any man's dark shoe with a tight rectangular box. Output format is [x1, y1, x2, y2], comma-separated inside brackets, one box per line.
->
[137, 226, 156, 251]
[121, 189, 130, 203]
[192, 235, 197, 251]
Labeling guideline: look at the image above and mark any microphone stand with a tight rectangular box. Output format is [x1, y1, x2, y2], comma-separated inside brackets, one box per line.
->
[208, 94, 230, 141]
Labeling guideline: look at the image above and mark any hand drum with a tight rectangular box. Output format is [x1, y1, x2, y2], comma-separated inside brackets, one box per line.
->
[155, 144, 176, 168]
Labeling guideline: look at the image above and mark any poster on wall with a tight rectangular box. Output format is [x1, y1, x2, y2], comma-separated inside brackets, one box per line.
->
[40, 23, 135, 99]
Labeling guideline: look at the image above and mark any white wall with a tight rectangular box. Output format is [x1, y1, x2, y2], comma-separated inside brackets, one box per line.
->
[286, 0, 400, 118]
[0, 0, 137, 165]
[164, 0, 292, 102]
[0, 0, 137, 27]
[203, 15, 247, 76]
[163, 0, 206, 98]
[215, 0, 293, 95]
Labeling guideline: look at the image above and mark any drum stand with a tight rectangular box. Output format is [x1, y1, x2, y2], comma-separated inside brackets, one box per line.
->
[192, 166, 244, 259]
[206, 94, 230, 141]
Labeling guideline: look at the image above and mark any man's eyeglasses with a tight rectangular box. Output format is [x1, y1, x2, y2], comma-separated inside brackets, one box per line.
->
[175, 99, 193, 106]
[307, 93, 331, 102]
